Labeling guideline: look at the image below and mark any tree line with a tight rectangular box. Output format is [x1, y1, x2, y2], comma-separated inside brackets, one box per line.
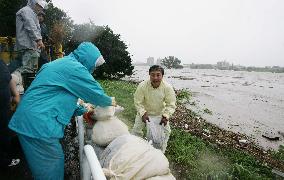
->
[0, 0, 134, 79]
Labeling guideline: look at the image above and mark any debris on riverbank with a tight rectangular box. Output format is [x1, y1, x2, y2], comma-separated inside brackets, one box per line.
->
[170, 101, 284, 172]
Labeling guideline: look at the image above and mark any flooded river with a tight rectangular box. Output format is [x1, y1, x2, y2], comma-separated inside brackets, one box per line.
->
[125, 66, 284, 150]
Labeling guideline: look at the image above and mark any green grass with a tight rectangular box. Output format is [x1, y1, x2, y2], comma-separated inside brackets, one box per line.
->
[176, 88, 192, 104]
[99, 80, 278, 180]
[99, 80, 137, 127]
[166, 128, 274, 179]
[272, 145, 284, 162]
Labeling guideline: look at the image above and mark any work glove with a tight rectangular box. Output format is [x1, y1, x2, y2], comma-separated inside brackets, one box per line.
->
[142, 112, 150, 123]
[159, 115, 168, 126]
[111, 97, 117, 107]
[83, 110, 95, 126]
[83, 104, 95, 126]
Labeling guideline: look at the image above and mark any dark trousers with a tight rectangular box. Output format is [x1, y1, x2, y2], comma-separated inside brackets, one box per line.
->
[38, 51, 49, 70]
[0, 87, 12, 167]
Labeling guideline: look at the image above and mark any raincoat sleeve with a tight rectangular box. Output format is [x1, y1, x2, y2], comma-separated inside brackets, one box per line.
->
[73, 104, 87, 116]
[65, 67, 112, 107]
[18, 9, 41, 41]
[162, 85, 176, 120]
[134, 83, 147, 117]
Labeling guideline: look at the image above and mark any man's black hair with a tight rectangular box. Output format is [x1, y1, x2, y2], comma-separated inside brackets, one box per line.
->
[149, 65, 164, 75]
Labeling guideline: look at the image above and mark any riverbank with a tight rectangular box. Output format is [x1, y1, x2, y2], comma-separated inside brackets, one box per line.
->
[100, 80, 284, 179]
[169, 97, 284, 179]
[4, 79, 283, 179]
[125, 66, 284, 150]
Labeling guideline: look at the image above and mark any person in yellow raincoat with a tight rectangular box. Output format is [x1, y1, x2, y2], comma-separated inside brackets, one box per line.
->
[131, 65, 176, 153]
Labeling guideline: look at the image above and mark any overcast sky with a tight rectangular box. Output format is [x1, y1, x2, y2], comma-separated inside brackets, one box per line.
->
[52, 0, 284, 67]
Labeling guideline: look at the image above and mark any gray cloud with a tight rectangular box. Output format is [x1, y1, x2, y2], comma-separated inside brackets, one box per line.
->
[53, 0, 284, 67]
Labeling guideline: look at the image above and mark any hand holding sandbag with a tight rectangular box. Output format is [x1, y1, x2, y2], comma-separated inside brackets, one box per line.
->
[142, 112, 150, 123]
[111, 97, 117, 106]
[159, 116, 168, 126]
[83, 111, 95, 126]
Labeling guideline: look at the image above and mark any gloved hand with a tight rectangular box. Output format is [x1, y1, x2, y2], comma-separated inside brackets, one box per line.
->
[142, 112, 150, 123]
[111, 97, 117, 107]
[83, 110, 95, 126]
[159, 116, 168, 126]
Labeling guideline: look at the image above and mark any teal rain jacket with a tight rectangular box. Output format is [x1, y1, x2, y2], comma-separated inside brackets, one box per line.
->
[9, 42, 112, 139]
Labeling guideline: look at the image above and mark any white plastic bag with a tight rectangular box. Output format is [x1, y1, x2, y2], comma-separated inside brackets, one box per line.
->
[146, 116, 168, 151]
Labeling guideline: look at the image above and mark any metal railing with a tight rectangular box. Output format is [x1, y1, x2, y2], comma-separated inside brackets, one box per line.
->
[76, 116, 106, 180]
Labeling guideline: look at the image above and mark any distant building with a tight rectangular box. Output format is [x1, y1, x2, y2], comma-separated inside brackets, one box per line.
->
[216, 60, 231, 70]
[190, 63, 214, 69]
[156, 58, 162, 65]
[147, 57, 155, 65]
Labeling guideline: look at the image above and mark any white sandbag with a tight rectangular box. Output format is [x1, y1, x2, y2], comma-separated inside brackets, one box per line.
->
[91, 106, 116, 121]
[11, 71, 24, 94]
[146, 173, 176, 180]
[101, 134, 170, 180]
[100, 134, 143, 167]
[91, 105, 125, 121]
[146, 116, 169, 152]
[92, 117, 129, 146]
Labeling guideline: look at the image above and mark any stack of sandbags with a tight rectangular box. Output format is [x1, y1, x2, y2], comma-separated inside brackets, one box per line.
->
[91, 106, 129, 147]
[100, 134, 175, 180]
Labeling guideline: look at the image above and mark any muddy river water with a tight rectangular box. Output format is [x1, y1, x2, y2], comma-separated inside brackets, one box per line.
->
[125, 66, 284, 150]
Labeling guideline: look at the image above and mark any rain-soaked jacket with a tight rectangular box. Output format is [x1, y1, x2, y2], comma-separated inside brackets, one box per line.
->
[15, 4, 41, 51]
[9, 42, 112, 139]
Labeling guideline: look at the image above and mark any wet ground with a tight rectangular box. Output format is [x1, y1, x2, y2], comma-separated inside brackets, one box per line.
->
[125, 66, 284, 150]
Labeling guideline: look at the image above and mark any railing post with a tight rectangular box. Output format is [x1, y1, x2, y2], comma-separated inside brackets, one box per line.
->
[84, 145, 107, 180]
[77, 116, 85, 179]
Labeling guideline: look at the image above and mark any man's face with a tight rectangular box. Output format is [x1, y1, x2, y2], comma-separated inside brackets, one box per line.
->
[38, 15, 44, 23]
[34, 4, 43, 15]
[149, 70, 163, 88]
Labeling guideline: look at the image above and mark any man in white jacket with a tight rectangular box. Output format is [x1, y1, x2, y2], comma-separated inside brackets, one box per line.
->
[132, 65, 176, 153]
[15, 0, 46, 73]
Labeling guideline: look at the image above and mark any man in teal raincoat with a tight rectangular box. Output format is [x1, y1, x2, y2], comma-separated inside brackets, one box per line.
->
[9, 42, 115, 179]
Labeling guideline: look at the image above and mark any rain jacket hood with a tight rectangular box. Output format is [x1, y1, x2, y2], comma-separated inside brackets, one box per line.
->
[27, 0, 35, 7]
[71, 42, 103, 73]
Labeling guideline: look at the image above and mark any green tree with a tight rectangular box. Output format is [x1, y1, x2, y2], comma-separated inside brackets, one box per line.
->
[161, 56, 183, 69]
[66, 23, 134, 79]
[0, 0, 73, 44]
[0, 0, 26, 36]
[0, 1, 134, 79]
[45, 2, 74, 45]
